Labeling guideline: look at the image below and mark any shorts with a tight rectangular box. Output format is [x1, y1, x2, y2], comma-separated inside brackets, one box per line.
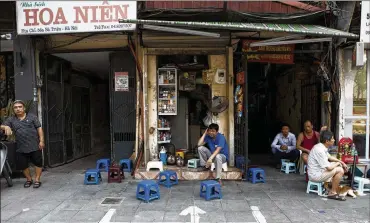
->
[17, 150, 43, 170]
[310, 168, 336, 183]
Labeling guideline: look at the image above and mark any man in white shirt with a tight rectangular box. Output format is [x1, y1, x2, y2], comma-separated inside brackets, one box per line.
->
[307, 130, 348, 201]
[271, 123, 299, 168]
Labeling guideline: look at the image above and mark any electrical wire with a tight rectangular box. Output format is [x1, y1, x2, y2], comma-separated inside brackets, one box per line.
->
[49, 34, 96, 50]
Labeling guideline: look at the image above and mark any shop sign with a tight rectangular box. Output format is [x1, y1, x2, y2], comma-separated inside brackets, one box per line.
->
[115, 72, 129, 92]
[16, 1, 137, 35]
[242, 40, 295, 64]
[360, 1, 370, 43]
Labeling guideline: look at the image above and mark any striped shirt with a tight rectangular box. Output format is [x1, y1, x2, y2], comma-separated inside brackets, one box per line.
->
[3, 113, 41, 153]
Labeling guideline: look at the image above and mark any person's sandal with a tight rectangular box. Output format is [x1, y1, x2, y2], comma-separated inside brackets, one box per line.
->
[24, 180, 33, 188]
[327, 193, 346, 201]
[33, 181, 42, 188]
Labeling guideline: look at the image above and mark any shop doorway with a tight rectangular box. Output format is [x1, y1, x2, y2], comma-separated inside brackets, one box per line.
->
[156, 55, 212, 155]
[42, 50, 136, 167]
[247, 62, 321, 157]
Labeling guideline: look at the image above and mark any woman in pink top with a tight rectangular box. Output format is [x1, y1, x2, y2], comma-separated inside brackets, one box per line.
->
[297, 120, 326, 164]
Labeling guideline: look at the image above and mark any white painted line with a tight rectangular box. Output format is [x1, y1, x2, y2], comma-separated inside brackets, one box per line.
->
[251, 206, 267, 223]
[99, 209, 116, 223]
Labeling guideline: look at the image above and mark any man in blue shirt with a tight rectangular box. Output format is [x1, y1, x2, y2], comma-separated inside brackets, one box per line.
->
[197, 123, 229, 184]
[271, 123, 299, 168]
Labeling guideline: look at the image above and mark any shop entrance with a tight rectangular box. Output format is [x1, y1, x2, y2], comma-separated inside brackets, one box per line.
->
[156, 55, 211, 156]
[234, 42, 323, 165]
[42, 50, 136, 167]
[247, 63, 321, 156]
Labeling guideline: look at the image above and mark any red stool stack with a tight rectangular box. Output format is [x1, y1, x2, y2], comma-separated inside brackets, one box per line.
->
[108, 163, 124, 183]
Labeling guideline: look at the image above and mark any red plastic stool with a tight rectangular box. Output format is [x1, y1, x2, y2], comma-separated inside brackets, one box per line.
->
[108, 164, 124, 183]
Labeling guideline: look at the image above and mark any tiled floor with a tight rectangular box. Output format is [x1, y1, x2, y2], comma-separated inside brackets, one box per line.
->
[1, 154, 369, 223]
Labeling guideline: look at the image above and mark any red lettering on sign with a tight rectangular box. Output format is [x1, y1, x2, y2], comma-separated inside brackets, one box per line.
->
[73, 5, 129, 23]
[112, 5, 128, 21]
[23, 9, 39, 26]
[54, 8, 67, 24]
[39, 8, 53, 25]
[90, 6, 99, 22]
[100, 5, 112, 22]
[74, 6, 89, 23]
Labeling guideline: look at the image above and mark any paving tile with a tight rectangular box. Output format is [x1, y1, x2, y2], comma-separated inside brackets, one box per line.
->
[273, 199, 305, 210]
[41, 191, 75, 201]
[1, 199, 36, 212]
[80, 199, 113, 211]
[262, 210, 291, 223]
[335, 207, 370, 222]
[221, 200, 250, 212]
[247, 198, 281, 211]
[282, 209, 323, 222]
[32, 199, 64, 210]
[165, 197, 194, 211]
[131, 210, 165, 222]
[162, 211, 188, 222]
[194, 199, 223, 212]
[54, 199, 91, 211]
[7, 209, 50, 223]
[38, 210, 78, 222]
[222, 191, 246, 200]
[224, 211, 257, 222]
[71, 210, 107, 222]
[200, 211, 227, 223]
[136, 199, 169, 211]
[244, 191, 270, 200]
[0, 210, 21, 221]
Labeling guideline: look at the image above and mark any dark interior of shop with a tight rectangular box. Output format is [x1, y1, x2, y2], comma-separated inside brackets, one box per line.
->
[44, 52, 111, 166]
[245, 57, 322, 158]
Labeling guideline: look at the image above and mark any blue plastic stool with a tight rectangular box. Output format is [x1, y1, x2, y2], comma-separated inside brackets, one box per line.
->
[247, 168, 265, 184]
[84, 169, 102, 185]
[158, 170, 178, 188]
[200, 180, 222, 201]
[96, 159, 110, 172]
[136, 180, 160, 203]
[235, 156, 245, 169]
[119, 159, 132, 172]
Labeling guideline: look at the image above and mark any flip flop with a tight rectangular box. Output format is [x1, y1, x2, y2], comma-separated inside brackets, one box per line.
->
[24, 180, 33, 188]
[33, 181, 42, 188]
[327, 194, 346, 201]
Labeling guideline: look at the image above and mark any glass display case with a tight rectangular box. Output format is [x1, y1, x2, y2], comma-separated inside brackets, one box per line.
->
[341, 50, 369, 160]
[157, 68, 177, 144]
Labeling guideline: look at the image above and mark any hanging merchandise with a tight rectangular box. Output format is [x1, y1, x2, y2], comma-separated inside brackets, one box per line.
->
[234, 85, 243, 117]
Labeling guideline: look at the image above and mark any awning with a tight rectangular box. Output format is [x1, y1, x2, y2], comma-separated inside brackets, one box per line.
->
[119, 19, 359, 39]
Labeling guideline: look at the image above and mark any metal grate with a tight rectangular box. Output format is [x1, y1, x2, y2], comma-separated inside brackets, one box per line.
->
[100, 197, 124, 205]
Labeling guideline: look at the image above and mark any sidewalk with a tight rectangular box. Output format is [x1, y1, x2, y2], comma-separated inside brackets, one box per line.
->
[1, 156, 369, 223]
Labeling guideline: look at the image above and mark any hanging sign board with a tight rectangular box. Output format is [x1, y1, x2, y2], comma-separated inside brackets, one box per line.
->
[16, 1, 137, 35]
[115, 72, 129, 92]
[360, 1, 370, 44]
[242, 40, 295, 64]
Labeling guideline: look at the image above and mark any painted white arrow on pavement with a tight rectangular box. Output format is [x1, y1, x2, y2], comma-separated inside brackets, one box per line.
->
[180, 205, 206, 223]
[251, 206, 267, 223]
[99, 209, 116, 223]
